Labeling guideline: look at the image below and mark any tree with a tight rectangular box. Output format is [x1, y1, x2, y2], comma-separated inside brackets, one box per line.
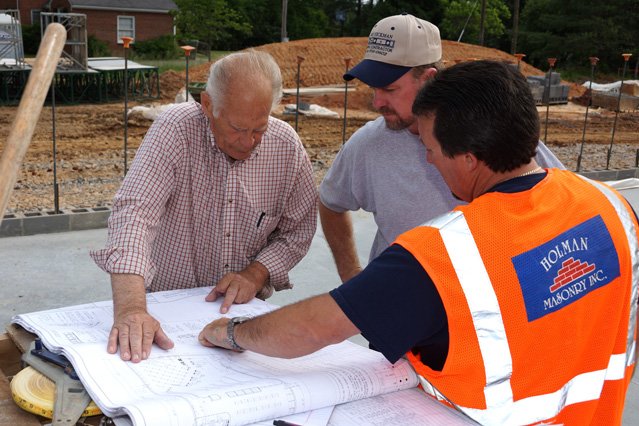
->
[364, 0, 444, 30]
[439, 0, 511, 45]
[172, 0, 252, 50]
[518, 0, 638, 72]
[234, 0, 343, 46]
[285, 0, 332, 39]
[233, 0, 282, 48]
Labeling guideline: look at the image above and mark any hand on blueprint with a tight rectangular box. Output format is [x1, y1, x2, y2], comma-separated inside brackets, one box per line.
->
[109, 309, 175, 362]
[109, 273, 174, 362]
[198, 317, 235, 350]
[205, 261, 270, 314]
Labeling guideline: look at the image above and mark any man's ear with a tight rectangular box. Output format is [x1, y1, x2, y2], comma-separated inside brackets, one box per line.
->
[465, 152, 480, 172]
[200, 91, 214, 120]
[420, 67, 438, 85]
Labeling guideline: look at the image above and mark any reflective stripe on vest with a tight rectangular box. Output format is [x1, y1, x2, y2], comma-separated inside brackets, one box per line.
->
[578, 176, 639, 369]
[418, 178, 639, 425]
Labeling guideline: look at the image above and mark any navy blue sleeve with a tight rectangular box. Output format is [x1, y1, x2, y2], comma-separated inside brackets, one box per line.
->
[330, 244, 448, 364]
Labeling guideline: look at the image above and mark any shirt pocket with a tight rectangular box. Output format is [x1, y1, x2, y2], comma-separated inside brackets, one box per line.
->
[239, 206, 280, 261]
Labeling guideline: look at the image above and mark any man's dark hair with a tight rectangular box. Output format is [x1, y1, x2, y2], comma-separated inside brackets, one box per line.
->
[412, 60, 540, 173]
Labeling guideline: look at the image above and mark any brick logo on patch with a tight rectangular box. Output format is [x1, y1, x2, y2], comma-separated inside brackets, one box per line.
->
[512, 215, 620, 322]
[549, 257, 595, 293]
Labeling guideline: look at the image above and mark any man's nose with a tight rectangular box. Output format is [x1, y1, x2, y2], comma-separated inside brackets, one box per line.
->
[372, 89, 386, 110]
[240, 131, 259, 150]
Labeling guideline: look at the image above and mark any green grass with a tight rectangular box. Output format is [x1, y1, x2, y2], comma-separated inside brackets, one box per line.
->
[135, 51, 230, 74]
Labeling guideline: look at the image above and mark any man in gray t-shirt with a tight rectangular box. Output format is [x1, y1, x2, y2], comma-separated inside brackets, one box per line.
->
[319, 14, 564, 282]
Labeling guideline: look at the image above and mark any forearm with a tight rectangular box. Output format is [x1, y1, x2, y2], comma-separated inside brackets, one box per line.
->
[240, 294, 359, 357]
[201, 294, 359, 358]
[111, 273, 147, 316]
[319, 202, 361, 282]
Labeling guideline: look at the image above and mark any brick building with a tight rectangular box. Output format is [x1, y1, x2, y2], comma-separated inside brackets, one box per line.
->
[0, 0, 177, 55]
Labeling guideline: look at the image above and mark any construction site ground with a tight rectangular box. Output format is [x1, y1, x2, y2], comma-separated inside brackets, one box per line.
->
[2, 37, 639, 214]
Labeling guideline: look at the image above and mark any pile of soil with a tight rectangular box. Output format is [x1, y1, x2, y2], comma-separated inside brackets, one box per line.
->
[1, 37, 636, 215]
[171, 38, 586, 108]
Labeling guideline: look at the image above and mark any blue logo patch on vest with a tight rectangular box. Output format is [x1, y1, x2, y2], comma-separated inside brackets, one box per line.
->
[512, 215, 620, 322]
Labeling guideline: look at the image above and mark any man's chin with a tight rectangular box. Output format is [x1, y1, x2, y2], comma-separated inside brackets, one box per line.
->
[383, 116, 411, 131]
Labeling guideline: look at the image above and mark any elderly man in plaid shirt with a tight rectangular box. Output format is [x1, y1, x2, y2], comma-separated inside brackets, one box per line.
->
[91, 50, 317, 363]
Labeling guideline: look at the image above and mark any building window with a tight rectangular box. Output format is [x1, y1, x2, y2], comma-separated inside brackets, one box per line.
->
[31, 10, 41, 26]
[117, 16, 135, 44]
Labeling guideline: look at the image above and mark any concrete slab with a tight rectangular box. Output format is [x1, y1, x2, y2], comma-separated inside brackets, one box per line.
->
[0, 210, 637, 424]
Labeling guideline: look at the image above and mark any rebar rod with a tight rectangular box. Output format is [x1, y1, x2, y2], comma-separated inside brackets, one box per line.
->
[122, 37, 133, 176]
[606, 53, 632, 170]
[51, 76, 59, 214]
[295, 56, 304, 132]
[543, 58, 557, 144]
[514, 53, 525, 72]
[576, 57, 598, 172]
[342, 57, 351, 145]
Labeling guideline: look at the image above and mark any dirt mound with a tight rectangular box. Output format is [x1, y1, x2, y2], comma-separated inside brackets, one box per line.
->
[186, 38, 550, 88]
[171, 37, 584, 107]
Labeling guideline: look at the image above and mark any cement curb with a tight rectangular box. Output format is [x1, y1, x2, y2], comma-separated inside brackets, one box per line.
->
[1, 168, 638, 238]
[578, 168, 639, 181]
[0, 207, 111, 238]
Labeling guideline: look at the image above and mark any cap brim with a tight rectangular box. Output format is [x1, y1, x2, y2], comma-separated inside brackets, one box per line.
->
[343, 59, 411, 88]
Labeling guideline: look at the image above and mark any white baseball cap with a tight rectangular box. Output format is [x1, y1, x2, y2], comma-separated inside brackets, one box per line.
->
[344, 13, 442, 88]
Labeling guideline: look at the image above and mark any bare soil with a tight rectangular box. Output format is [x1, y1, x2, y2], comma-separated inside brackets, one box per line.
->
[2, 38, 638, 215]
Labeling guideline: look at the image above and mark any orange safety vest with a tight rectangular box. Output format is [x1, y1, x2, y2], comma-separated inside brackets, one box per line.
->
[395, 169, 638, 425]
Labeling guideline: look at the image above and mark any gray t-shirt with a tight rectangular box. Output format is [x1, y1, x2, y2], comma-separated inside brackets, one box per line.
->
[319, 116, 565, 261]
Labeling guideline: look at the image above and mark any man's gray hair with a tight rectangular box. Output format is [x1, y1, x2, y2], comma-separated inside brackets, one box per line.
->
[206, 50, 283, 117]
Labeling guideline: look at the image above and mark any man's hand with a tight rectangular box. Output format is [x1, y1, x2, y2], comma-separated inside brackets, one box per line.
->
[198, 318, 234, 350]
[109, 274, 174, 362]
[108, 308, 174, 362]
[205, 262, 269, 314]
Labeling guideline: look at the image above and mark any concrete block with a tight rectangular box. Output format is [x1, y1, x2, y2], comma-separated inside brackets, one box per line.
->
[542, 84, 569, 105]
[527, 76, 545, 85]
[0, 217, 23, 237]
[22, 213, 70, 236]
[530, 85, 545, 104]
[69, 209, 110, 231]
[616, 169, 639, 179]
[594, 170, 620, 181]
[545, 72, 561, 85]
[549, 85, 569, 98]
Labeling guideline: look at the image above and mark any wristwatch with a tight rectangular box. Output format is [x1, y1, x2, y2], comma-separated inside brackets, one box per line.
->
[226, 316, 250, 352]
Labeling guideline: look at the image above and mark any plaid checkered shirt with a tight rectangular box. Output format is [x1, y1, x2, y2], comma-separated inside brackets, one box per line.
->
[91, 102, 317, 298]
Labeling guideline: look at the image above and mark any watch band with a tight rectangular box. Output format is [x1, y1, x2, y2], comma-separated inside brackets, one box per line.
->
[226, 316, 250, 352]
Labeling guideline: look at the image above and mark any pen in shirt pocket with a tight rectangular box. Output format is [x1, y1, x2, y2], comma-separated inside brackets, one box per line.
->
[257, 211, 266, 228]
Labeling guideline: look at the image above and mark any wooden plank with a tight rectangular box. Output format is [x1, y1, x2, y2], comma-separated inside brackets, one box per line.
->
[5, 324, 36, 354]
[0, 333, 22, 377]
[0, 357, 42, 426]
